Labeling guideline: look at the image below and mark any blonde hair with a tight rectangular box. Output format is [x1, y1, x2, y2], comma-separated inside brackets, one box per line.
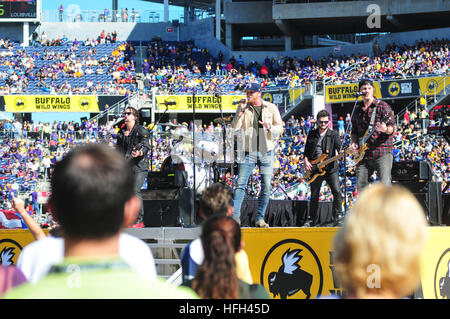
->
[333, 183, 428, 298]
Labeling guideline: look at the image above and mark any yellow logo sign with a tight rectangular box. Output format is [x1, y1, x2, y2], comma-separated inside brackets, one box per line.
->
[434, 248, 450, 299]
[0, 239, 23, 266]
[426, 79, 439, 94]
[262, 93, 272, 103]
[79, 97, 91, 110]
[13, 97, 27, 111]
[260, 239, 324, 299]
[388, 82, 400, 97]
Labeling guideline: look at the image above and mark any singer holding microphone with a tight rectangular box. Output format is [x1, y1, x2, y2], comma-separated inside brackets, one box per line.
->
[350, 79, 395, 192]
[231, 82, 283, 227]
[116, 106, 151, 227]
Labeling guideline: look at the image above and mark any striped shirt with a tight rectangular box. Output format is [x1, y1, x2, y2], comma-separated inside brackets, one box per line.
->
[351, 98, 395, 160]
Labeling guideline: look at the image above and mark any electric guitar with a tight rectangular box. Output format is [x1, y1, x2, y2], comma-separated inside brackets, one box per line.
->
[305, 152, 345, 183]
[350, 115, 390, 165]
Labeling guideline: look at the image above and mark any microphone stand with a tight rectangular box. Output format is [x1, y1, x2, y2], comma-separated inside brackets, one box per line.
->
[214, 91, 228, 184]
[191, 85, 197, 226]
[150, 102, 172, 171]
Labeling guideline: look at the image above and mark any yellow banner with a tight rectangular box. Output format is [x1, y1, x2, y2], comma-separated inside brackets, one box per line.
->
[418, 76, 450, 96]
[0, 230, 44, 265]
[243, 228, 341, 299]
[325, 82, 382, 103]
[289, 87, 307, 102]
[243, 226, 450, 299]
[419, 227, 450, 299]
[156, 95, 245, 112]
[4, 95, 99, 112]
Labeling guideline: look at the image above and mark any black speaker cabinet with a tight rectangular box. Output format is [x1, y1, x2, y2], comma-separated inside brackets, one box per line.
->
[143, 188, 194, 227]
[393, 181, 442, 225]
[391, 161, 432, 182]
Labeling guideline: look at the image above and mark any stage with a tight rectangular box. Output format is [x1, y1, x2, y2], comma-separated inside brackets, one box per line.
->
[142, 193, 450, 228]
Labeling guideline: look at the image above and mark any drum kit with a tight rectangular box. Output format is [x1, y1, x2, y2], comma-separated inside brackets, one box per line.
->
[155, 117, 236, 194]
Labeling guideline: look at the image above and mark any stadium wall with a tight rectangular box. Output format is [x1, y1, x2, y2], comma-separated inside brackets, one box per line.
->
[225, 26, 450, 66]
[37, 19, 213, 43]
[374, 27, 450, 51]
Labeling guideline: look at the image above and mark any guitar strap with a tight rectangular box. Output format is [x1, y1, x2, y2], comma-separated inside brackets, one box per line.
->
[368, 100, 378, 132]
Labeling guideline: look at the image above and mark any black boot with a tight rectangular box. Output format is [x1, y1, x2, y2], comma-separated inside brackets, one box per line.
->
[333, 212, 344, 227]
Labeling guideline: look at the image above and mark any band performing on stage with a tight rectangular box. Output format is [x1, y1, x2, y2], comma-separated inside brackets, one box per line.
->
[129, 79, 396, 228]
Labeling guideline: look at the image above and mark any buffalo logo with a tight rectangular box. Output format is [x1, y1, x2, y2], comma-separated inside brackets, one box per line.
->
[231, 96, 244, 108]
[260, 239, 323, 299]
[435, 248, 450, 299]
[163, 97, 179, 109]
[79, 97, 91, 110]
[388, 82, 400, 97]
[425, 79, 439, 94]
[0, 239, 23, 266]
[262, 93, 273, 103]
[14, 97, 27, 110]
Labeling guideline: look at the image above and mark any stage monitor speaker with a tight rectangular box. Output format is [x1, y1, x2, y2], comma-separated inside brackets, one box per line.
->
[391, 161, 432, 182]
[147, 171, 186, 190]
[143, 188, 194, 227]
[393, 181, 442, 225]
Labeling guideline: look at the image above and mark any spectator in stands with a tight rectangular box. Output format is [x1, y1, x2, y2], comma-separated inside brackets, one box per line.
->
[192, 215, 269, 299]
[332, 184, 428, 299]
[181, 183, 253, 288]
[6, 144, 196, 298]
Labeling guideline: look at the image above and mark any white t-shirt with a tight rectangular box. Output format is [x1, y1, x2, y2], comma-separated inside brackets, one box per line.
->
[17, 233, 157, 284]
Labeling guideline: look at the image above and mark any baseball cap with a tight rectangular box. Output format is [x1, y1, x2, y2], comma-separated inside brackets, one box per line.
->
[245, 82, 261, 92]
[358, 79, 374, 90]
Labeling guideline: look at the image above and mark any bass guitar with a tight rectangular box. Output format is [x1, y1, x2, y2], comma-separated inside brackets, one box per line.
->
[305, 152, 345, 183]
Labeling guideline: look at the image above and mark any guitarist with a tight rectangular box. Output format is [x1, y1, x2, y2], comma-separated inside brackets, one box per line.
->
[350, 79, 395, 192]
[116, 106, 151, 227]
[304, 109, 344, 227]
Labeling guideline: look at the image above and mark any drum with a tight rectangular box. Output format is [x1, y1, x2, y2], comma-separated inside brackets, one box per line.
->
[161, 155, 212, 193]
[195, 140, 219, 163]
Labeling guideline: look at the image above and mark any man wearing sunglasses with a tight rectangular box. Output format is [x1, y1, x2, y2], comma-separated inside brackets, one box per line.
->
[116, 107, 150, 228]
[304, 109, 343, 227]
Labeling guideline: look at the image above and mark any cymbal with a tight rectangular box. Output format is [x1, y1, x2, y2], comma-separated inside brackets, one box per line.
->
[213, 116, 233, 124]
[159, 122, 183, 127]
[171, 132, 192, 142]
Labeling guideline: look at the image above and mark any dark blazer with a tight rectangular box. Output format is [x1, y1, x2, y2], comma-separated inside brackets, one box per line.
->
[304, 127, 342, 173]
[116, 124, 150, 171]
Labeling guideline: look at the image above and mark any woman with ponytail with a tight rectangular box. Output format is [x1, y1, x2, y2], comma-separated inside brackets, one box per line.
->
[192, 215, 269, 299]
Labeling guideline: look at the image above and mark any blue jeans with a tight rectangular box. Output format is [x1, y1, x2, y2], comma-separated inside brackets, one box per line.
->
[233, 150, 274, 224]
[356, 153, 393, 191]
[133, 168, 148, 224]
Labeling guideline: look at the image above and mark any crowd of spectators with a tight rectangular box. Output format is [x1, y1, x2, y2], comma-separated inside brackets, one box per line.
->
[0, 32, 137, 95]
[1, 33, 448, 96]
[141, 37, 449, 95]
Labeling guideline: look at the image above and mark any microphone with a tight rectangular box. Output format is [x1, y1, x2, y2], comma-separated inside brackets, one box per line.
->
[353, 92, 366, 97]
[232, 99, 247, 105]
[161, 101, 177, 106]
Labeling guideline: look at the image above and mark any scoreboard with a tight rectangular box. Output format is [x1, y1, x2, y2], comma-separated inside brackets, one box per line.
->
[0, 0, 40, 22]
